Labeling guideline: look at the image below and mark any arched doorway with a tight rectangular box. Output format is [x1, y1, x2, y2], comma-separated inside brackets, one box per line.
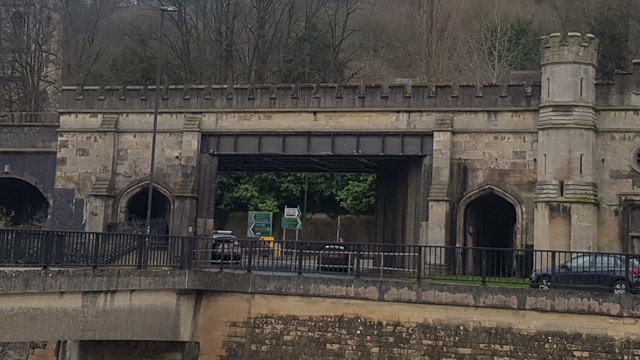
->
[116, 185, 172, 235]
[457, 186, 523, 277]
[465, 193, 516, 249]
[0, 177, 49, 228]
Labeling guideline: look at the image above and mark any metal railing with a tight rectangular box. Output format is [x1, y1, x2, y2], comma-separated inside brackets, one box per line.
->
[0, 228, 639, 293]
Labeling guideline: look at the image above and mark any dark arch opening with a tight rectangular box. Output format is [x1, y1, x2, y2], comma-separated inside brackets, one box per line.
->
[464, 192, 516, 276]
[125, 186, 171, 234]
[0, 178, 49, 228]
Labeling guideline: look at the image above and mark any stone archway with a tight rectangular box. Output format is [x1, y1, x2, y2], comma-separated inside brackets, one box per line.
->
[0, 177, 49, 228]
[115, 182, 174, 235]
[456, 185, 525, 249]
[456, 185, 525, 277]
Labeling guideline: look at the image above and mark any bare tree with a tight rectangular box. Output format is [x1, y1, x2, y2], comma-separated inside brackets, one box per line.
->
[60, 0, 119, 86]
[0, 0, 59, 120]
[465, 0, 540, 83]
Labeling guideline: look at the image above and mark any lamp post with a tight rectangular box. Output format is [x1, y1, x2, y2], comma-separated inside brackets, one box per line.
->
[145, 5, 179, 235]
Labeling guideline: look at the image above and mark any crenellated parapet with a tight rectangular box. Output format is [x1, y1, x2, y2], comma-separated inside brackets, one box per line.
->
[595, 60, 640, 107]
[59, 82, 542, 111]
[541, 32, 598, 66]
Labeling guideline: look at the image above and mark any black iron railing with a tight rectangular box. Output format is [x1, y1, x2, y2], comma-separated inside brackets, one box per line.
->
[0, 228, 638, 294]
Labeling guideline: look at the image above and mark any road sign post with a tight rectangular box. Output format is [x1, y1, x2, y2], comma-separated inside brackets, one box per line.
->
[281, 217, 302, 229]
[247, 211, 273, 237]
[284, 207, 301, 218]
[283, 206, 303, 242]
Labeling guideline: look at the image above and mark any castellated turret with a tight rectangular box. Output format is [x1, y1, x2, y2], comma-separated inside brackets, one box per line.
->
[534, 32, 599, 252]
[539, 33, 598, 127]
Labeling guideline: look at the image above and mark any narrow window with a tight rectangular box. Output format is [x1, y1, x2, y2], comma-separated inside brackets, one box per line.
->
[580, 154, 584, 174]
[547, 78, 550, 98]
[559, 180, 565, 197]
[580, 77, 584, 98]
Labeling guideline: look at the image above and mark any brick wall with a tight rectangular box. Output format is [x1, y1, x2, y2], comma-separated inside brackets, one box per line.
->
[194, 293, 640, 360]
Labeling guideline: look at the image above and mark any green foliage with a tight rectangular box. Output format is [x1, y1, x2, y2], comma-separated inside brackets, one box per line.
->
[504, 18, 541, 71]
[216, 173, 376, 215]
[282, 22, 346, 84]
[108, 48, 158, 86]
[588, 6, 631, 81]
[335, 175, 376, 213]
[0, 207, 10, 229]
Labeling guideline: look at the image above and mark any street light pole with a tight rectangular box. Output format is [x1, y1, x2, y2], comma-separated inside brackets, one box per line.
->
[145, 6, 179, 235]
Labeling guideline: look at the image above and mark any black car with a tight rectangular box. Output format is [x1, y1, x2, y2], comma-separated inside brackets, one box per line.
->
[530, 254, 640, 294]
[317, 245, 351, 271]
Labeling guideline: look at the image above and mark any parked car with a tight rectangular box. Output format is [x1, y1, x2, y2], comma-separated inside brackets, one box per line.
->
[530, 254, 640, 294]
[317, 245, 350, 271]
[211, 231, 241, 263]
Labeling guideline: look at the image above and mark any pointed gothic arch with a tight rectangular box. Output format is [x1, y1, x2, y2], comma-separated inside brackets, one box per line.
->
[456, 185, 525, 250]
[115, 181, 174, 234]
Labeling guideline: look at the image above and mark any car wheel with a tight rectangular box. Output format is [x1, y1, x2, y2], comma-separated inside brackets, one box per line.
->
[613, 280, 627, 294]
[538, 276, 552, 290]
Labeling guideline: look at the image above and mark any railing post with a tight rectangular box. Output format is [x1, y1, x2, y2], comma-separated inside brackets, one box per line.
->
[481, 249, 487, 286]
[550, 250, 556, 279]
[625, 252, 631, 291]
[297, 242, 304, 275]
[137, 234, 146, 269]
[247, 240, 254, 273]
[14, 231, 23, 264]
[93, 233, 102, 269]
[42, 232, 52, 270]
[355, 245, 361, 278]
[219, 241, 225, 272]
[416, 246, 422, 282]
[54, 234, 64, 265]
[186, 237, 195, 269]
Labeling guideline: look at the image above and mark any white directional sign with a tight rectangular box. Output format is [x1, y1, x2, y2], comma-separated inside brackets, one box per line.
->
[284, 207, 301, 218]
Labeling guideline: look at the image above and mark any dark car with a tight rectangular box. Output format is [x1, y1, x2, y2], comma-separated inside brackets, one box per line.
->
[530, 254, 640, 294]
[317, 245, 350, 271]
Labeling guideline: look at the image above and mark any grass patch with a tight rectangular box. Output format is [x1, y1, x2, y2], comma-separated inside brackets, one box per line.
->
[431, 275, 530, 288]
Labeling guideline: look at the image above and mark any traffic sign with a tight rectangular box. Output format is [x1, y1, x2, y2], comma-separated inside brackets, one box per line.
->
[248, 211, 273, 237]
[281, 217, 302, 229]
[284, 207, 301, 218]
[253, 212, 271, 223]
[250, 223, 271, 236]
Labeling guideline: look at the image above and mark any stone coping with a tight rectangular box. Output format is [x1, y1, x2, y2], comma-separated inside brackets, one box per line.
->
[0, 268, 637, 318]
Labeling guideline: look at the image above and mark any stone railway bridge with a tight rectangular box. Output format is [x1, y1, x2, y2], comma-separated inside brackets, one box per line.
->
[2, 33, 640, 359]
[2, 33, 640, 256]
[2, 268, 640, 360]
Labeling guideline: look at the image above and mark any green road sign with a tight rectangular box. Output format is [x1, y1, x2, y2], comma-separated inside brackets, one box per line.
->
[281, 217, 302, 229]
[253, 212, 271, 223]
[248, 211, 272, 236]
[250, 223, 271, 236]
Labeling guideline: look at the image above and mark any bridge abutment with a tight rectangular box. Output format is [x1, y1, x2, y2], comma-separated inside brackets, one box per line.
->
[375, 157, 429, 245]
[196, 155, 218, 236]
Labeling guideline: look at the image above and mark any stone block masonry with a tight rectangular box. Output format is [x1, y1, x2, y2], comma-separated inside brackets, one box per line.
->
[0, 342, 57, 360]
[225, 315, 639, 360]
[194, 292, 640, 360]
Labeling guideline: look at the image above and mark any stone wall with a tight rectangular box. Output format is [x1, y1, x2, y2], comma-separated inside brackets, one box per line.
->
[0, 124, 58, 229]
[195, 292, 640, 360]
[0, 342, 57, 360]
